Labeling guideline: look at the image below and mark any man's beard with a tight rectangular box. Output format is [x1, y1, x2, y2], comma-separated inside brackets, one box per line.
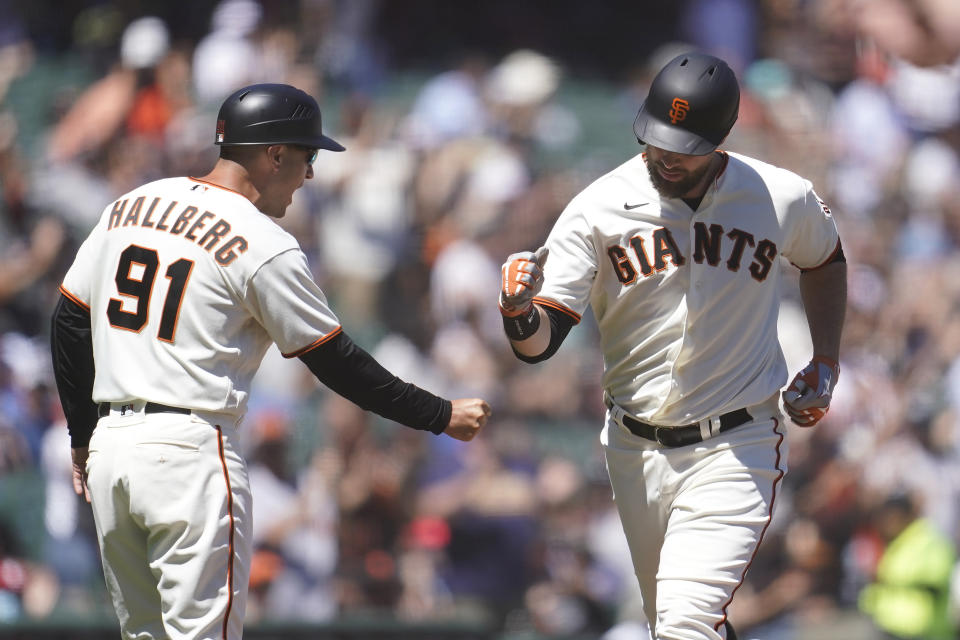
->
[645, 157, 713, 198]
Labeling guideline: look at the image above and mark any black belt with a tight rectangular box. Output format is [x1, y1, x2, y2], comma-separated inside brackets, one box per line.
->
[98, 402, 191, 418]
[619, 408, 752, 447]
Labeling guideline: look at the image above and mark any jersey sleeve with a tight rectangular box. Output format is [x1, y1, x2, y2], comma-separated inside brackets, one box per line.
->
[245, 249, 342, 357]
[536, 202, 596, 320]
[780, 183, 841, 270]
[60, 217, 107, 306]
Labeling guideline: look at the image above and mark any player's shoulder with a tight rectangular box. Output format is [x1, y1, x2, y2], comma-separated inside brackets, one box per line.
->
[182, 181, 302, 256]
[583, 152, 649, 193]
[102, 176, 300, 260]
[109, 177, 185, 203]
[724, 152, 813, 195]
[568, 153, 652, 210]
[94, 177, 185, 225]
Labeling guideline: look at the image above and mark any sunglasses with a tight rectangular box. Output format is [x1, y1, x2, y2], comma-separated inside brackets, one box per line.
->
[291, 145, 319, 165]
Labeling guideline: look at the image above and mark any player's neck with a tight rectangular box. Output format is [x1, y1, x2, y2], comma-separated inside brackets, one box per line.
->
[197, 159, 261, 204]
[680, 151, 723, 200]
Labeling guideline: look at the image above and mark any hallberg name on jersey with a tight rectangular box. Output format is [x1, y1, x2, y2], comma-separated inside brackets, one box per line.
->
[106, 195, 247, 266]
[606, 221, 779, 285]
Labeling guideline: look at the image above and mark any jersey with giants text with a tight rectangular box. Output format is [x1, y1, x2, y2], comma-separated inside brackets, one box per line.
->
[536, 152, 840, 424]
[60, 177, 341, 417]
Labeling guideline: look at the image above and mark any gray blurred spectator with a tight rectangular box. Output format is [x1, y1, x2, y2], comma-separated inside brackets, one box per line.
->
[245, 410, 339, 622]
[484, 49, 580, 152]
[192, 0, 262, 106]
[415, 435, 539, 625]
[45, 15, 172, 164]
[309, 98, 418, 328]
[38, 416, 100, 613]
[313, 0, 386, 96]
[401, 54, 490, 150]
[849, 0, 960, 67]
[680, 0, 758, 73]
[828, 44, 910, 217]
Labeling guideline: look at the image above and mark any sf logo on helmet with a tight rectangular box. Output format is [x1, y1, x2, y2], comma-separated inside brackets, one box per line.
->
[669, 98, 690, 124]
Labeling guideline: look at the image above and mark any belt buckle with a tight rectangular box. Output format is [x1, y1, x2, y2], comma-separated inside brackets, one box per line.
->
[653, 427, 667, 446]
[655, 427, 680, 447]
[120, 403, 134, 416]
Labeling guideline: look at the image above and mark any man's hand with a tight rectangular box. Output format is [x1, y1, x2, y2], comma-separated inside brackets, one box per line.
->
[782, 356, 839, 427]
[444, 398, 492, 441]
[500, 247, 548, 315]
[71, 447, 91, 503]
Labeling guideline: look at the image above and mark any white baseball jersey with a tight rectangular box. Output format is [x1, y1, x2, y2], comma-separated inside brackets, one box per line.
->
[537, 151, 839, 424]
[60, 176, 341, 417]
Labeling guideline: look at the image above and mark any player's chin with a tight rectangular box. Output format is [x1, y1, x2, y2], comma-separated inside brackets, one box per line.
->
[277, 195, 296, 216]
[263, 203, 288, 218]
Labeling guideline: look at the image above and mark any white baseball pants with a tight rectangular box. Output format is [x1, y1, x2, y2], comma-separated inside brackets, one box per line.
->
[601, 397, 786, 640]
[85, 407, 252, 639]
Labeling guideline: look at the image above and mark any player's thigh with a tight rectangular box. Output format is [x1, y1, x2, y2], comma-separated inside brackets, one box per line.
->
[656, 420, 787, 639]
[129, 419, 252, 639]
[601, 420, 669, 625]
[86, 424, 168, 639]
[602, 418, 672, 541]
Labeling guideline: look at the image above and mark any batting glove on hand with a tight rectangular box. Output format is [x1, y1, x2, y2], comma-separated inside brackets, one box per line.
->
[782, 356, 839, 427]
[500, 247, 548, 315]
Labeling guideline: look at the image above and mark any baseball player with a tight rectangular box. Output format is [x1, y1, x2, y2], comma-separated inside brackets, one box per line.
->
[499, 53, 846, 639]
[49, 83, 491, 640]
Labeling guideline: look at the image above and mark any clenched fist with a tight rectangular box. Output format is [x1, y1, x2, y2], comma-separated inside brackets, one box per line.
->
[782, 356, 839, 427]
[500, 247, 548, 315]
[444, 398, 492, 441]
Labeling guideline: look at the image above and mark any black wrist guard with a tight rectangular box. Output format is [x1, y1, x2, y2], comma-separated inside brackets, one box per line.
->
[502, 304, 540, 341]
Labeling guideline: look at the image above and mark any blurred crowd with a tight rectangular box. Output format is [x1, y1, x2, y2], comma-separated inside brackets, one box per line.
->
[1, 0, 960, 638]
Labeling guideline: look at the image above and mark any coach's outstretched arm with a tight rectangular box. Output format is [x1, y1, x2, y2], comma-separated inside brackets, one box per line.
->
[298, 332, 490, 441]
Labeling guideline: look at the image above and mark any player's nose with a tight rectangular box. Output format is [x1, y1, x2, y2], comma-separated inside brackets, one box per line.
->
[660, 151, 682, 168]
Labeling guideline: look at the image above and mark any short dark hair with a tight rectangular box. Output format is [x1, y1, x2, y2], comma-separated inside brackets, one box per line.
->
[219, 144, 261, 163]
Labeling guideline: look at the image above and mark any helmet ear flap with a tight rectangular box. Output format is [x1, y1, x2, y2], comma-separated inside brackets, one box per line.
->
[633, 108, 645, 145]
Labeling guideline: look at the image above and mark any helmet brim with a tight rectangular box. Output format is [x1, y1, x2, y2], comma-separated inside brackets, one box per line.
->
[314, 134, 346, 152]
[633, 104, 718, 156]
[217, 134, 347, 153]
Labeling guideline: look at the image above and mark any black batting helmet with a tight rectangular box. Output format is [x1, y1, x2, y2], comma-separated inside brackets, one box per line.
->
[633, 53, 739, 155]
[215, 83, 345, 152]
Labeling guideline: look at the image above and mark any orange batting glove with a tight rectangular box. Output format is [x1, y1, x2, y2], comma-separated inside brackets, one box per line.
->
[500, 246, 548, 316]
[782, 356, 839, 427]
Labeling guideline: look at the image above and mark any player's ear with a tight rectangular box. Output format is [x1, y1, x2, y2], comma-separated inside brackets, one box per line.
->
[265, 144, 284, 171]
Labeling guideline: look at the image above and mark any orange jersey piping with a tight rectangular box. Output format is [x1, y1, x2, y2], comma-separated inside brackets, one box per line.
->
[58, 285, 90, 310]
[282, 326, 343, 358]
[187, 177, 248, 199]
[215, 425, 236, 639]
[533, 297, 581, 324]
[796, 238, 842, 272]
[715, 417, 785, 633]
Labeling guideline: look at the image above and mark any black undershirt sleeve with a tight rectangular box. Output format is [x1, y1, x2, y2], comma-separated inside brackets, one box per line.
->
[50, 294, 99, 448]
[830, 241, 846, 264]
[512, 304, 577, 364]
[298, 331, 452, 434]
